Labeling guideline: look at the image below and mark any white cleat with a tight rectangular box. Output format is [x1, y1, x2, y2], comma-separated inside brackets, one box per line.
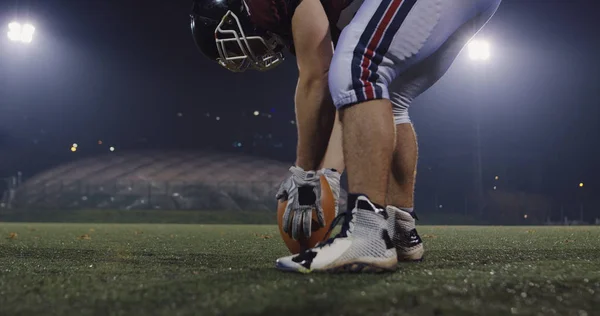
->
[276, 195, 397, 274]
[387, 205, 424, 262]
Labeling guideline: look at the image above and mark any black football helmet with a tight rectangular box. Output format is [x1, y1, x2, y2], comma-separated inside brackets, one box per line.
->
[190, 0, 285, 72]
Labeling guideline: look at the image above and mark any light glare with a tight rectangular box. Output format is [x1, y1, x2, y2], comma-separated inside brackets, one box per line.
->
[7, 22, 21, 41]
[21, 24, 35, 43]
[468, 40, 490, 61]
[7, 22, 35, 43]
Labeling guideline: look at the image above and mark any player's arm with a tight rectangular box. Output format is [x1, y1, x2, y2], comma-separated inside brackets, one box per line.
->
[291, 0, 336, 171]
[276, 0, 341, 239]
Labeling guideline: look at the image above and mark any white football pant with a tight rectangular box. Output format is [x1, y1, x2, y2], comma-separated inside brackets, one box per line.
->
[329, 0, 502, 124]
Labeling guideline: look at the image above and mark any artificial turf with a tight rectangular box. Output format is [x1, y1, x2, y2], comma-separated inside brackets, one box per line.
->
[0, 223, 599, 316]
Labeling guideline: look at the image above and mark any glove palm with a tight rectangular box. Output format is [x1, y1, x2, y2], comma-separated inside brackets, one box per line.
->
[276, 166, 325, 240]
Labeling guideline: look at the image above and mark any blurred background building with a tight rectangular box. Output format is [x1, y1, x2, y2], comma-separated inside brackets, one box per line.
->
[7, 151, 348, 212]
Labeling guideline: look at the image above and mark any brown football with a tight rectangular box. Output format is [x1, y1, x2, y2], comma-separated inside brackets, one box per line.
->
[277, 175, 336, 254]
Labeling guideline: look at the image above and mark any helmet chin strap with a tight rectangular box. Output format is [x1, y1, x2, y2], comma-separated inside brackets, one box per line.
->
[214, 10, 283, 72]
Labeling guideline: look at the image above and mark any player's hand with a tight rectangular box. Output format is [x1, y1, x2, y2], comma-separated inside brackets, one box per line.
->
[276, 166, 325, 240]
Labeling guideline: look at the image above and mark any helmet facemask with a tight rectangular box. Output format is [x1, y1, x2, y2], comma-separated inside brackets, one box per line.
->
[215, 11, 284, 72]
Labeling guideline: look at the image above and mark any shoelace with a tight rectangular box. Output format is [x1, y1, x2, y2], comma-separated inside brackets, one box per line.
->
[317, 210, 354, 247]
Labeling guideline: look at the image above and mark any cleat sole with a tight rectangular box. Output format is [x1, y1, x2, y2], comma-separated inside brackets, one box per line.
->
[321, 257, 398, 274]
[398, 256, 424, 263]
[324, 262, 397, 274]
[276, 257, 398, 274]
[275, 261, 311, 274]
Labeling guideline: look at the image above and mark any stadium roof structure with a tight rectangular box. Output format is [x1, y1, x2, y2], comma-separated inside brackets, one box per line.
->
[14, 150, 294, 211]
[14, 150, 347, 211]
[23, 150, 291, 186]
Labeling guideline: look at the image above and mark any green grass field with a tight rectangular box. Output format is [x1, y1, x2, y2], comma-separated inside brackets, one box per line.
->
[1, 224, 599, 316]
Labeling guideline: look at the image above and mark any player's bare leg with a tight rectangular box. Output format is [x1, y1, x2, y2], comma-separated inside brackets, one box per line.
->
[318, 112, 344, 215]
[387, 123, 417, 208]
[318, 112, 423, 261]
[386, 123, 424, 261]
[319, 111, 344, 172]
[340, 99, 395, 207]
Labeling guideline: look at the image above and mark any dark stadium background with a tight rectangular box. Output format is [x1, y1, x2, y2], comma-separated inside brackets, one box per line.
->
[1, 0, 599, 224]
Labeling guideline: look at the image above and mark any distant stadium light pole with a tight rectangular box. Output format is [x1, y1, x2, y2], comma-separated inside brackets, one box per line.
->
[467, 39, 491, 217]
[7, 21, 35, 44]
[578, 182, 585, 223]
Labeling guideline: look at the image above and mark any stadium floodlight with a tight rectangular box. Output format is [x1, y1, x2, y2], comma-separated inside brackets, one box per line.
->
[468, 40, 490, 61]
[7, 22, 35, 43]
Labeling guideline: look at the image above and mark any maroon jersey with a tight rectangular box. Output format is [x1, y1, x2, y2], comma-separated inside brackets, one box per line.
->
[245, 0, 355, 53]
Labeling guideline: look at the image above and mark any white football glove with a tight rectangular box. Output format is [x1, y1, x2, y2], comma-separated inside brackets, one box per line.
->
[276, 167, 342, 240]
[276, 166, 324, 240]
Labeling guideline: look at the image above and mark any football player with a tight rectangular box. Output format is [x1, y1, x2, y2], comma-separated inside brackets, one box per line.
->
[191, 0, 501, 273]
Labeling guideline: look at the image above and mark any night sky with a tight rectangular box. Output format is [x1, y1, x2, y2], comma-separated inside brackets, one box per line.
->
[1, 0, 599, 200]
